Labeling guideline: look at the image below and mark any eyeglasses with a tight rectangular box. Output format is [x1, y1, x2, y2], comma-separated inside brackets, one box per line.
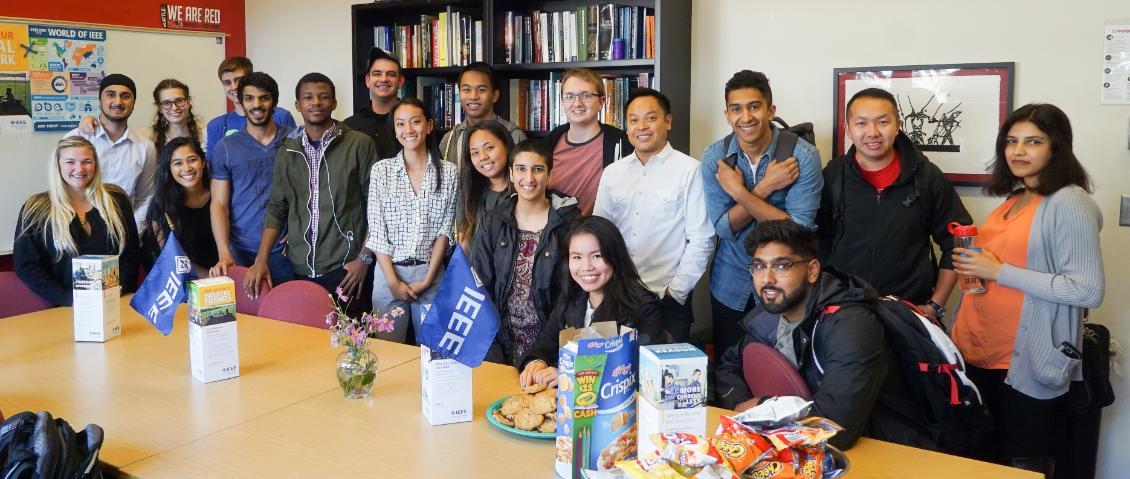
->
[159, 97, 189, 110]
[562, 92, 601, 103]
[748, 258, 811, 278]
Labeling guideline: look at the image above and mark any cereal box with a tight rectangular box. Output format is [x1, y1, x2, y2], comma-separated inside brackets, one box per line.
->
[71, 255, 121, 342]
[638, 343, 708, 457]
[187, 277, 239, 383]
[554, 322, 637, 479]
[420, 344, 473, 426]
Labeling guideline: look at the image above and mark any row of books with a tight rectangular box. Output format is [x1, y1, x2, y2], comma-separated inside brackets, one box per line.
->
[371, 8, 484, 69]
[416, 78, 464, 130]
[507, 72, 652, 132]
[502, 5, 655, 65]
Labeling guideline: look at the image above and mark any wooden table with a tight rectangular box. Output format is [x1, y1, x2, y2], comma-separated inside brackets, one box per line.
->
[121, 359, 1038, 478]
[0, 304, 420, 467]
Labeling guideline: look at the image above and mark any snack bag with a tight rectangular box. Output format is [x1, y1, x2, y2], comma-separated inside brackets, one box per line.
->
[554, 322, 637, 479]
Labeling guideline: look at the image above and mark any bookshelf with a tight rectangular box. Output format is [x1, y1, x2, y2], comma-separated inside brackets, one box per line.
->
[350, 0, 691, 151]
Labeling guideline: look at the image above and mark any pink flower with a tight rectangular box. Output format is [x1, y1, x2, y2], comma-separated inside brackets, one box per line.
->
[375, 315, 395, 334]
[325, 311, 339, 326]
[335, 286, 350, 303]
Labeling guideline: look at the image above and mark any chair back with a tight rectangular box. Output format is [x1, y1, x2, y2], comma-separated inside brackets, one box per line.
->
[741, 342, 813, 400]
[256, 280, 333, 329]
[0, 272, 55, 318]
[224, 266, 271, 315]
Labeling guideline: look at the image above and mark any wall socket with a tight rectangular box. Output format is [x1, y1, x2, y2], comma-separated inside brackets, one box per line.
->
[1122, 196, 1130, 227]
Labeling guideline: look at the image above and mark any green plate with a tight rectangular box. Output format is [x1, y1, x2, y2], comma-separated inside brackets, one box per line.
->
[486, 395, 555, 440]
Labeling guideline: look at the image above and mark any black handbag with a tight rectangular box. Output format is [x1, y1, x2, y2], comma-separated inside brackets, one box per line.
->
[1061, 323, 1115, 413]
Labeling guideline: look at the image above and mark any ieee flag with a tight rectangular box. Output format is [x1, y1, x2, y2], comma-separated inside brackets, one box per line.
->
[417, 245, 500, 367]
[130, 232, 194, 336]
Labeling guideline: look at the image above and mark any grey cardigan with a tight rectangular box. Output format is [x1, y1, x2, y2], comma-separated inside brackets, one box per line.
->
[959, 185, 1104, 400]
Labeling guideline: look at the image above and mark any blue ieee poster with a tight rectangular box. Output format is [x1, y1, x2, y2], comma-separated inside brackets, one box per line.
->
[26, 25, 106, 132]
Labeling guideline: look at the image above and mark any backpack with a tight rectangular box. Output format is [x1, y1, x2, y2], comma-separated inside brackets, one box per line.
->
[0, 411, 105, 479]
[812, 296, 992, 454]
[721, 116, 814, 168]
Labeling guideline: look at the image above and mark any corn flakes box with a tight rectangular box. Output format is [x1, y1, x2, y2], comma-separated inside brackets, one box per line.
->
[554, 322, 637, 479]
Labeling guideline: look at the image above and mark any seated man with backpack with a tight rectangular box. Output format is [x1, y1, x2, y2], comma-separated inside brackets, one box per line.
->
[715, 219, 987, 452]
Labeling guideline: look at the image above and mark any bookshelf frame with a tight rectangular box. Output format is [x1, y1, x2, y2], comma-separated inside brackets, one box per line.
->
[350, 0, 691, 151]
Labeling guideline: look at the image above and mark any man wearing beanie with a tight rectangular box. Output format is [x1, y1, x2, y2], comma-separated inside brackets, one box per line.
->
[65, 73, 157, 232]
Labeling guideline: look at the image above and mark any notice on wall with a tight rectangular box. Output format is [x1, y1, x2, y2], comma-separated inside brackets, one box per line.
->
[1102, 23, 1130, 105]
[0, 23, 107, 133]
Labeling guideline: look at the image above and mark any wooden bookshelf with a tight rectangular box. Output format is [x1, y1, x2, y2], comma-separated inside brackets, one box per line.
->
[351, 0, 691, 151]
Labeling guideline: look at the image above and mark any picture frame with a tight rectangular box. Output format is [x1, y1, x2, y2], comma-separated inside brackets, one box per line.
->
[833, 62, 1014, 186]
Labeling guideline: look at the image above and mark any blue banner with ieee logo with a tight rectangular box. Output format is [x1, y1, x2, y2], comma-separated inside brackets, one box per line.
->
[417, 245, 500, 368]
[130, 233, 195, 335]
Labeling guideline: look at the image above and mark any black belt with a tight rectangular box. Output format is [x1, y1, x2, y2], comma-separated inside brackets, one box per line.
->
[393, 258, 427, 266]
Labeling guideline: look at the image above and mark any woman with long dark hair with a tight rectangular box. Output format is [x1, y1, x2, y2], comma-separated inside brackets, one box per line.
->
[457, 120, 515, 250]
[142, 137, 216, 278]
[14, 137, 140, 305]
[472, 139, 579, 367]
[951, 103, 1103, 475]
[365, 96, 457, 343]
[518, 215, 664, 387]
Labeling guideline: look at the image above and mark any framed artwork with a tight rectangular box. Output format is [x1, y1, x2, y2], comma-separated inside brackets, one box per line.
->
[833, 62, 1014, 186]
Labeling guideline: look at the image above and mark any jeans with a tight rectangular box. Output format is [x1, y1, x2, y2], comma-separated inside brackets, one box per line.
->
[233, 248, 294, 286]
[371, 263, 445, 344]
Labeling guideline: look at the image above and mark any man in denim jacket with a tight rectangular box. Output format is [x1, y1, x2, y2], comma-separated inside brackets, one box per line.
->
[701, 70, 823, 364]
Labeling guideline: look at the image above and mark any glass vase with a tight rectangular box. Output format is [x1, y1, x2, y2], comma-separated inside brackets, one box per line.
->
[336, 345, 378, 399]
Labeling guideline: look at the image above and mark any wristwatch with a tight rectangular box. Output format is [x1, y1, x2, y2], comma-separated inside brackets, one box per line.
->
[926, 299, 945, 321]
[357, 250, 374, 266]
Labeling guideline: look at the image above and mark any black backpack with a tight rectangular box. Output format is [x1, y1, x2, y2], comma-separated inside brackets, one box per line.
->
[721, 116, 815, 167]
[813, 297, 992, 454]
[0, 411, 105, 479]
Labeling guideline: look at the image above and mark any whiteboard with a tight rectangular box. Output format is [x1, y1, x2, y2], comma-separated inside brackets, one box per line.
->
[0, 25, 226, 253]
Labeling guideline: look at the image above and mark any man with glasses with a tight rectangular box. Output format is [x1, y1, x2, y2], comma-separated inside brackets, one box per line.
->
[545, 68, 632, 215]
[701, 70, 823, 364]
[715, 220, 929, 451]
[64, 73, 157, 232]
[439, 62, 526, 167]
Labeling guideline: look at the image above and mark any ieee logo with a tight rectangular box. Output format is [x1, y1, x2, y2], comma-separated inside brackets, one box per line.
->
[175, 255, 191, 274]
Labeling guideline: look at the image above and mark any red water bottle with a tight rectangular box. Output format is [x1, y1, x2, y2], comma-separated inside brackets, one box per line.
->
[949, 222, 986, 294]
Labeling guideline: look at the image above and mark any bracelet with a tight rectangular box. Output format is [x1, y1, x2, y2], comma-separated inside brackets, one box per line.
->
[926, 299, 945, 319]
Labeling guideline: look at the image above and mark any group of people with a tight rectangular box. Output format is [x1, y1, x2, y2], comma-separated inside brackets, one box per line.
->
[12, 48, 1103, 476]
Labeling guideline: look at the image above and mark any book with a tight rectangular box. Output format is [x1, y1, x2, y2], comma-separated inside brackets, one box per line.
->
[598, 4, 615, 61]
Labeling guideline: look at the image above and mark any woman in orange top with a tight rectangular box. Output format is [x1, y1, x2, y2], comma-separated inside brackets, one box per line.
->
[951, 104, 1103, 476]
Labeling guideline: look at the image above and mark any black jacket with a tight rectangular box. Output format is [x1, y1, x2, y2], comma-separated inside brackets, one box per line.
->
[816, 132, 971, 304]
[715, 269, 933, 450]
[545, 122, 633, 168]
[343, 104, 400, 161]
[521, 285, 664, 370]
[14, 189, 140, 306]
[472, 193, 580, 367]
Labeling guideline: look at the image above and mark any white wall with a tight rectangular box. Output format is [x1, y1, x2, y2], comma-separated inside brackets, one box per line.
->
[691, 1, 1129, 477]
[244, 0, 359, 125]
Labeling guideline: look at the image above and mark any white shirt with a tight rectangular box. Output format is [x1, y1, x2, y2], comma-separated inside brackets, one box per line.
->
[365, 152, 458, 262]
[65, 125, 157, 231]
[593, 142, 715, 304]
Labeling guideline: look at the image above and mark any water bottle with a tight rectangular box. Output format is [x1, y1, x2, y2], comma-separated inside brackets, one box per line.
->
[948, 222, 986, 294]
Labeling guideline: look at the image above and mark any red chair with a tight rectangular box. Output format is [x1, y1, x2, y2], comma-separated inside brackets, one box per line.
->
[223, 266, 272, 315]
[742, 342, 813, 400]
[0, 272, 55, 318]
[256, 280, 334, 329]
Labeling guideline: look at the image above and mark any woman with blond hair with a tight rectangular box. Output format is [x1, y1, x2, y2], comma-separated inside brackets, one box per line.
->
[14, 136, 141, 305]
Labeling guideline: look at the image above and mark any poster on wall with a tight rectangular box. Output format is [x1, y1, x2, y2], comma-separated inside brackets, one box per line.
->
[0, 25, 33, 133]
[1102, 23, 1130, 105]
[833, 63, 1014, 186]
[20, 24, 107, 132]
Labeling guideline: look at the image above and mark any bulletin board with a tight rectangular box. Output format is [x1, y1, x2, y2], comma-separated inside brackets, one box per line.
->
[0, 19, 226, 253]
